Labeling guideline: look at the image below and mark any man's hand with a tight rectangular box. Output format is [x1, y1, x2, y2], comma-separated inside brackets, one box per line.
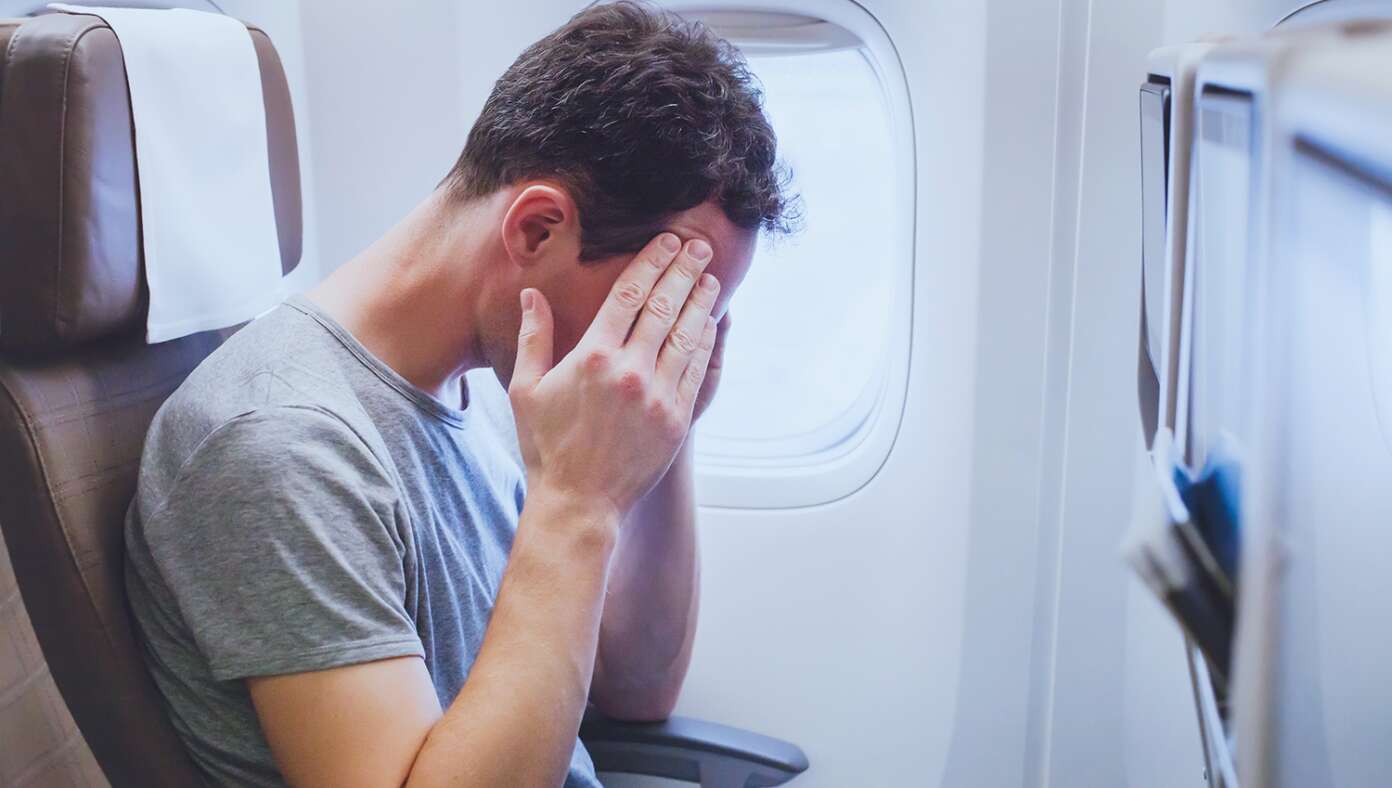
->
[509, 232, 722, 518]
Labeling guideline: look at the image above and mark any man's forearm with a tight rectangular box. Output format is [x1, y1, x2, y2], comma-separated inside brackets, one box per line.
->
[408, 485, 619, 788]
[590, 440, 702, 720]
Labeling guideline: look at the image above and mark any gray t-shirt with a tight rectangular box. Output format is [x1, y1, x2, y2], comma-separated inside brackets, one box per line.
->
[124, 297, 600, 787]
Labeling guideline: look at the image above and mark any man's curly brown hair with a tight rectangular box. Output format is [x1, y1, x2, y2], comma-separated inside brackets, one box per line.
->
[444, 1, 795, 262]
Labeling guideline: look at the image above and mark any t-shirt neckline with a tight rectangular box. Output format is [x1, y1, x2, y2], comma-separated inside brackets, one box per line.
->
[285, 295, 470, 429]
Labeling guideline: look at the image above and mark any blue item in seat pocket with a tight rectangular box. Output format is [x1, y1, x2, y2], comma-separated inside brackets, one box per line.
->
[1174, 449, 1242, 583]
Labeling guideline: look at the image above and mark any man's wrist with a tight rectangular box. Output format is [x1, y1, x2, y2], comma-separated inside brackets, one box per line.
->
[525, 480, 624, 548]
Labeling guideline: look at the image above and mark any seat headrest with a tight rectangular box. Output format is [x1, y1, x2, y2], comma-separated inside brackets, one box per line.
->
[0, 12, 302, 356]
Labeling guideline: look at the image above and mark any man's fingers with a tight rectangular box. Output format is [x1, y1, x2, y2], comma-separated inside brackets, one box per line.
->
[511, 288, 554, 393]
[676, 317, 719, 413]
[583, 233, 683, 347]
[655, 273, 720, 387]
[627, 238, 712, 359]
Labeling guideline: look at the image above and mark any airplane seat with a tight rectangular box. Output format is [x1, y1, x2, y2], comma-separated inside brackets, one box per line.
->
[0, 529, 107, 786]
[0, 11, 302, 786]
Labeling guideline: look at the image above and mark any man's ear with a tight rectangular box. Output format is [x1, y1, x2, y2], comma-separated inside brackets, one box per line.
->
[500, 183, 581, 267]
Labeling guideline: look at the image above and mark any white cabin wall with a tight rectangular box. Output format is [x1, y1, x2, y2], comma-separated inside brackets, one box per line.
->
[936, 0, 1063, 783]
[1161, 0, 1296, 43]
[294, 0, 588, 275]
[296, 0, 460, 273]
[1027, 1, 1180, 785]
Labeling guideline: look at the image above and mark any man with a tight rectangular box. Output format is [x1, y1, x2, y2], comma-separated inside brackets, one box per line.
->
[124, 2, 792, 787]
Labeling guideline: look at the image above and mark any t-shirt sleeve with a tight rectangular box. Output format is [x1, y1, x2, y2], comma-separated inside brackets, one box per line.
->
[141, 405, 423, 681]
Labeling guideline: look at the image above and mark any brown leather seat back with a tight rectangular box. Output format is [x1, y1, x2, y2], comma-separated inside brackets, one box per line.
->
[0, 526, 106, 787]
[0, 12, 302, 786]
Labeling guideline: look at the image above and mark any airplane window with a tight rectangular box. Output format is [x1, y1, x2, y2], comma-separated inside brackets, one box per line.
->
[695, 45, 897, 463]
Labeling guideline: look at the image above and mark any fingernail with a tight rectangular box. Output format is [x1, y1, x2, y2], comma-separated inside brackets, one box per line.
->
[699, 273, 719, 292]
[689, 239, 712, 261]
[659, 233, 681, 253]
[520, 289, 535, 312]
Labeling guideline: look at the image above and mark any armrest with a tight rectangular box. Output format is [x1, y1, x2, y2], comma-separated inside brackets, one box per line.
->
[580, 708, 809, 788]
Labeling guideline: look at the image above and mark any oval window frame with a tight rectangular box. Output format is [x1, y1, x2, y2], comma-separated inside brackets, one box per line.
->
[663, 0, 916, 509]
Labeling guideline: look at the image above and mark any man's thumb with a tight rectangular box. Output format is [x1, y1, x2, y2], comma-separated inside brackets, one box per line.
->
[512, 288, 554, 390]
